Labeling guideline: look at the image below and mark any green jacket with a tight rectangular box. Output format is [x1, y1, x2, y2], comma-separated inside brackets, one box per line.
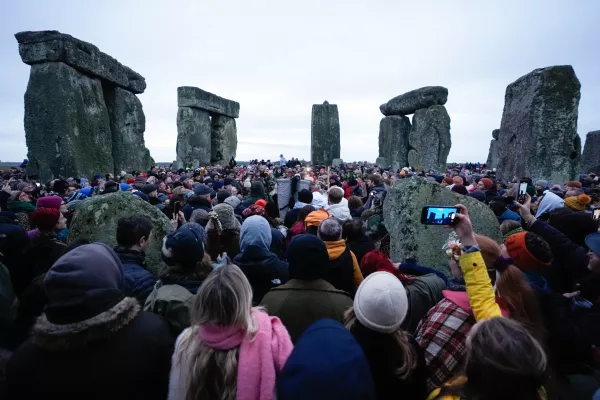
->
[144, 282, 194, 337]
[260, 279, 353, 343]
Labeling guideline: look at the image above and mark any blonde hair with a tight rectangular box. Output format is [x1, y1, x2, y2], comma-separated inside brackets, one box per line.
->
[176, 264, 259, 400]
[344, 307, 417, 379]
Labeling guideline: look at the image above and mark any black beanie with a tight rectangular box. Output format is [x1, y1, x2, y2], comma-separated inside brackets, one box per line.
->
[217, 189, 231, 204]
[287, 234, 330, 280]
[298, 189, 313, 204]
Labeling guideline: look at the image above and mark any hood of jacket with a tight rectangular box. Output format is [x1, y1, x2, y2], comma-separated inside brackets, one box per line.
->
[324, 240, 348, 260]
[160, 272, 205, 294]
[250, 181, 266, 198]
[326, 203, 352, 221]
[278, 319, 375, 400]
[240, 215, 272, 252]
[186, 195, 212, 209]
[233, 245, 285, 277]
[535, 191, 565, 218]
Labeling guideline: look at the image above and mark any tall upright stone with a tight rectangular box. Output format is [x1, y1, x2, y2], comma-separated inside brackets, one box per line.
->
[311, 101, 340, 165]
[16, 30, 152, 180]
[211, 115, 237, 164]
[581, 131, 600, 174]
[497, 66, 581, 183]
[176, 107, 212, 168]
[408, 105, 451, 171]
[379, 116, 411, 169]
[486, 129, 500, 169]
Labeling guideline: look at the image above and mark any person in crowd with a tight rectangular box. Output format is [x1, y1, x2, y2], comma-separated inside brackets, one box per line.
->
[223, 195, 246, 222]
[318, 218, 363, 296]
[113, 216, 156, 305]
[215, 189, 231, 205]
[278, 319, 375, 400]
[243, 181, 267, 207]
[145, 223, 212, 335]
[261, 235, 352, 342]
[499, 219, 523, 239]
[190, 208, 210, 227]
[233, 215, 289, 305]
[476, 177, 497, 203]
[0, 214, 29, 298]
[6, 190, 35, 230]
[489, 197, 521, 223]
[326, 186, 351, 221]
[287, 205, 314, 244]
[182, 183, 212, 220]
[349, 178, 363, 198]
[27, 195, 66, 240]
[6, 243, 174, 400]
[304, 208, 330, 235]
[348, 195, 365, 220]
[284, 189, 313, 228]
[429, 204, 548, 399]
[361, 250, 445, 334]
[535, 191, 564, 219]
[364, 174, 387, 210]
[205, 203, 242, 261]
[168, 264, 293, 400]
[564, 193, 591, 212]
[342, 219, 375, 265]
[450, 184, 468, 195]
[546, 207, 597, 248]
[535, 179, 549, 197]
[344, 271, 427, 399]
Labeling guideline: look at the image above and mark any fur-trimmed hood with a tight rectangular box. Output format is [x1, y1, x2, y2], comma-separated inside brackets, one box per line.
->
[31, 297, 141, 350]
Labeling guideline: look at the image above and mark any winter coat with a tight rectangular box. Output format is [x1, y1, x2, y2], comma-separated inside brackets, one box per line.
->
[283, 202, 310, 229]
[6, 201, 35, 231]
[243, 181, 267, 207]
[350, 206, 365, 220]
[346, 234, 375, 265]
[6, 298, 174, 400]
[260, 278, 352, 343]
[23, 233, 67, 283]
[182, 196, 212, 221]
[402, 274, 446, 334]
[326, 203, 352, 221]
[364, 184, 387, 210]
[0, 218, 29, 297]
[498, 208, 521, 223]
[114, 247, 156, 305]
[205, 229, 241, 261]
[323, 240, 363, 296]
[0, 262, 18, 348]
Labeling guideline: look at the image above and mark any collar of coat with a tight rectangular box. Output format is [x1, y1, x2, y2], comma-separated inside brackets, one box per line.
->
[31, 297, 140, 350]
[272, 278, 351, 296]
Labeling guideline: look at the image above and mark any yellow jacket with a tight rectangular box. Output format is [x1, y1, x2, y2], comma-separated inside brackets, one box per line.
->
[324, 240, 364, 290]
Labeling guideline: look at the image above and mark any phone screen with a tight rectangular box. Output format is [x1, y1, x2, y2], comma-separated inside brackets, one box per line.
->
[421, 206, 459, 225]
[518, 180, 528, 203]
[594, 209, 600, 221]
[173, 201, 181, 216]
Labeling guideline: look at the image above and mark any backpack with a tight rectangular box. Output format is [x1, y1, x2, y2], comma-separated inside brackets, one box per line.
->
[144, 281, 194, 336]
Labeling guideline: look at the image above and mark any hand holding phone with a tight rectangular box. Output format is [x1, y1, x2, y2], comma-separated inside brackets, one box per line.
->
[517, 179, 528, 204]
[421, 205, 459, 226]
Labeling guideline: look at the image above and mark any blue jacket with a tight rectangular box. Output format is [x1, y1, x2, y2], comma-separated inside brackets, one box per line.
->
[278, 319, 375, 400]
[114, 247, 156, 305]
[182, 196, 212, 221]
[498, 208, 521, 223]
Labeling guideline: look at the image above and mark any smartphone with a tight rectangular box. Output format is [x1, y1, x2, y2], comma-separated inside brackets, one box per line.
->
[421, 206, 459, 225]
[594, 208, 600, 221]
[173, 201, 181, 216]
[518, 179, 528, 204]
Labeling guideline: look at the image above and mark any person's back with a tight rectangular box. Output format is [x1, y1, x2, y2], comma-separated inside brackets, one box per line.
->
[6, 243, 174, 400]
[343, 220, 375, 265]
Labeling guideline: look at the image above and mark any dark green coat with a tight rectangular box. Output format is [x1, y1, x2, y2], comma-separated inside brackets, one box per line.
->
[260, 279, 353, 343]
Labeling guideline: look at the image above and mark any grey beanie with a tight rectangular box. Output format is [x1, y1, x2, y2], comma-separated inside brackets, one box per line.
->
[190, 209, 210, 227]
[224, 195, 242, 209]
[353, 271, 408, 333]
[212, 203, 242, 231]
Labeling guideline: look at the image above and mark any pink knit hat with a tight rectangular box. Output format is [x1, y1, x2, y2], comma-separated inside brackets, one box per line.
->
[36, 195, 63, 210]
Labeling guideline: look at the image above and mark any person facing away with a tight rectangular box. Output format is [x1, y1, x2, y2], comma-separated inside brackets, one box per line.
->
[345, 271, 427, 400]
[168, 264, 293, 400]
[342, 219, 375, 266]
[326, 186, 352, 221]
[260, 234, 353, 343]
[318, 218, 363, 296]
[6, 243, 174, 400]
[113, 215, 156, 305]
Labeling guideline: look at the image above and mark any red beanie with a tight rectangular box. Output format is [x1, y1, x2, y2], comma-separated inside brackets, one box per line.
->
[31, 207, 61, 230]
[36, 196, 62, 210]
[255, 199, 268, 208]
[127, 178, 135, 184]
[480, 178, 494, 190]
[505, 232, 551, 271]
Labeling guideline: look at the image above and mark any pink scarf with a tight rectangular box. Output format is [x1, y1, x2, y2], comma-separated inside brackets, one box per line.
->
[198, 310, 293, 400]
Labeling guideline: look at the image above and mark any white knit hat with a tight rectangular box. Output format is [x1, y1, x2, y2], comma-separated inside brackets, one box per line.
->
[353, 271, 408, 333]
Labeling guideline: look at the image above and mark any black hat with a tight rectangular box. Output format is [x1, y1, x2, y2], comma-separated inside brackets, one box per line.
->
[140, 184, 158, 195]
[298, 189, 313, 204]
[287, 234, 330, 280]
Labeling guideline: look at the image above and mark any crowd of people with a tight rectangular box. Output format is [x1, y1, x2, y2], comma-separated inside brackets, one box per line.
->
[0, 156, 599, 399]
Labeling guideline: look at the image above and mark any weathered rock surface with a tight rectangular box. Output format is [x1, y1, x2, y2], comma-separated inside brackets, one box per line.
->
[581, 131, 600, 174]
[383, 177, 502, 272]
[379, 115, 411, 170]
[497, 65, 581, 183]
[210, 115, 237, 164]
[492, 129, 500, 140]
[332, 158, 344, 167]
[311, 101, 340, 165]
[380, 86, 448, 116]
[69, 192, 172, 275]
[376, 157, 388, 168]
[178, 86, 239, 119]
[176, 107, 212, 168]
[24, 62, 114, 181]
[16, 30, 146, 94]
[408, 105, 451, 171]
[486, 139, 499, 169]
[104, 87, 152, 174]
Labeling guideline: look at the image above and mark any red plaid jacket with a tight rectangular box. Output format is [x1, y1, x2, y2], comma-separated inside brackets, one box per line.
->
[415, 298, 475, 393]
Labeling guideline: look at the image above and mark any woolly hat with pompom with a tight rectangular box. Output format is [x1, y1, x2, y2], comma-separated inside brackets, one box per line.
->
[31, 207, 61, 230]
[564, 194, 591, 211]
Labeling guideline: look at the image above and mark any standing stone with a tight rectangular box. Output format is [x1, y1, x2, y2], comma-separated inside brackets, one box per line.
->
[211, 115, 237, 164]
[379, 116, 411, 169]
[581, 131, 600, 174]
[24, 62, 113, 181]
[178, 86, 239, 118]
[408, 105, 451, 171]
[376, 157, 388, 168]
[486, 139, 499, 169]
[497, 65, 581, 183]
[176, 107, 212, 168]
[311, 101, 340, 165]
[104, 87, 152, 174]
[332, 158, 343, 167]
[380, 86, 448, 116]
[492, 129, 500, 140]
[384, 177, 501, 272]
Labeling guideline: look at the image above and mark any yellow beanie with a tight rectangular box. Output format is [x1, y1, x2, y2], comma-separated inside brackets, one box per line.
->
[564, 194, 591, 211]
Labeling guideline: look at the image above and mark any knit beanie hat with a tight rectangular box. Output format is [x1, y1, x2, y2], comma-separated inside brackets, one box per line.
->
[36, 195, 62, 209]
[443, 177, 453, 185]
[505, 232, 552, 272]
[31, 207, 61, 230]
[297, 189, 313, 204]
[190, 209, 210, 227]
[216, 189, 231, 205]
[469, 189, 486, 202]
[140, 184, 157, 195]
[480, 178, 494, 190]
[564, 194, 591, 211]
[353, 271, 408, 334]
[242, 204, 265, 218]
[161, 223, 205, 271]
[255, 199, 268, 208]
[212, 203, 241, 231]
[287, 234, 330, 280]
[567, 181, 582, 189]
[224, 196, 242, 209]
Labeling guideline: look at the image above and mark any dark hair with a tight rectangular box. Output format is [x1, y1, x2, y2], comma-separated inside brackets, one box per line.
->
[298, 205, 315, 222]
[348, 195, 363, 209]
[342, 219, 363, 241]
[525, 232, 553, 264]
[368, 174, 381, 186]
[116, 215, 153, 248]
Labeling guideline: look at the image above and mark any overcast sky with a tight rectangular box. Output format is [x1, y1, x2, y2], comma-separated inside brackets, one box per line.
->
[1, 0, 599, 163]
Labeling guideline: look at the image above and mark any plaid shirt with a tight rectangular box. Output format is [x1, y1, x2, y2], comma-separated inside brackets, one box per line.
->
[415, 298, 475, 393]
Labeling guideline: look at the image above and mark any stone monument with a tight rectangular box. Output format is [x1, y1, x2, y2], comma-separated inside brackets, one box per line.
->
[311, 101, 340, 165]
[378, 86, 451, 172]
[486, 129, 500, 169]
[496, 65, 581, 183]
[581, 131, 600, 174]
[176, 86, 239, 168]
[15, 30, 153, 180]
